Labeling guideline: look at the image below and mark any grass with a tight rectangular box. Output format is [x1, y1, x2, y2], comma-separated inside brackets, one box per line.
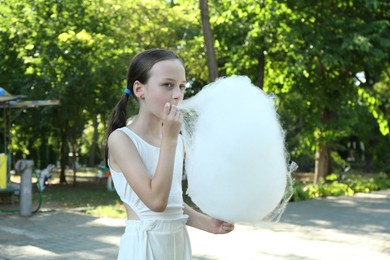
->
[37, 181, 122, 209]
[2, 168, 388, 219]
[1, 167, 196, 219]
[1, 168, 126, 218]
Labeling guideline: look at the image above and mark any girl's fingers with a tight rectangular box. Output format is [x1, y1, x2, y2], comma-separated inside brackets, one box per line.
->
[164, 102, 171, 117]
[170, 104, 177, 116]
[222, 222, 234, 232]
[166, 103, 182, 122]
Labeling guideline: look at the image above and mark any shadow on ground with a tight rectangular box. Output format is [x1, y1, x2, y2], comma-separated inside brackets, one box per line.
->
[280, 191, 390, 235]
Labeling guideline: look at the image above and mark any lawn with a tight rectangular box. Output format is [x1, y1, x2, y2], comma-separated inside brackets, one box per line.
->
[1, 168, 388, 219]
[1, 168, 196, 219]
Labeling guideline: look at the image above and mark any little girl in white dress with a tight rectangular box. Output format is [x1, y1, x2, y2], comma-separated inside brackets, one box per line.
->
[105, 49, 234, 259]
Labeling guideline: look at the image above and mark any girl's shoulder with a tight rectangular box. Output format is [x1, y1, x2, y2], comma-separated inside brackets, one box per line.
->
[108, 127, 133, 145]
[107, 128, 139, 157]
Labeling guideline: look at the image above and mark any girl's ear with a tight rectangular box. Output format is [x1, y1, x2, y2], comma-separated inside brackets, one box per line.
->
[133, 81, 145, 99]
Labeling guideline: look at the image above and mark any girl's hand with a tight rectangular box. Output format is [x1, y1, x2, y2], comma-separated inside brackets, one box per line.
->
[209, 218, 235, 234]
[162, 102, 182, 139]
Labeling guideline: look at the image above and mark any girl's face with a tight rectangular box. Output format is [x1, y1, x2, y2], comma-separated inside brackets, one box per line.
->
[141, 59, 186, 118]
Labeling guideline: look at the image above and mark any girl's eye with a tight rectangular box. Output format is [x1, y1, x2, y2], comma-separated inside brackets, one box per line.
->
[180, 84, 186, 91]
[164, 83, 174, 88]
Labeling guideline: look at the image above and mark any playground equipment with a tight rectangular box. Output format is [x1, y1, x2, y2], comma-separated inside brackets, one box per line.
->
[0, 159, 53, 216]
[0, 153, 19, 204]
[15, 160, 34, 216]
[0, 87, 59, 215]
[97, 164, 114, 191]
[0, 153, 6, 189]
[36, 164, 54, 190]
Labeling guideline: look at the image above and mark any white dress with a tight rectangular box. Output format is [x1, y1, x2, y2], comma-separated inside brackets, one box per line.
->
[109, 127, 192, 260]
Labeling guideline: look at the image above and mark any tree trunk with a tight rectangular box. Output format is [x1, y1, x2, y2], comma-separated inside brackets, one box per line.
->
[313, 108, 332, 184]
[59, 127, 68, 184]
[88, 114, 98, 166]
[199, 0, 218, 82]
[256, 52, 265, 89]
[314, 142, 329, 184]
[71, 141, 77, 186]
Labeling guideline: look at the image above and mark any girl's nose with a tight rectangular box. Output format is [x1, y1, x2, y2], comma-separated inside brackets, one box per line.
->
[172, 86, 184, 99]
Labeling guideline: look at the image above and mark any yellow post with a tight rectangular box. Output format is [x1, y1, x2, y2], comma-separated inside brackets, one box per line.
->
[0, 153, 7, 189]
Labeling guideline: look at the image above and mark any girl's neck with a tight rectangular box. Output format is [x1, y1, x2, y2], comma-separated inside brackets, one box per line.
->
[129, 115, 163, 146]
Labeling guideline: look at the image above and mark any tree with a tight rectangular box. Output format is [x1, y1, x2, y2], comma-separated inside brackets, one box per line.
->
[199, 0, 218, 82]
[203, 0, 389, 179]
[2, 0, 388, 183]
[0, 0, 204, 179]
[280, 0, 390, 183]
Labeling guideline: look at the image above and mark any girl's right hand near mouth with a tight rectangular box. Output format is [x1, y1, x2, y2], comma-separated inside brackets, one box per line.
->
[162, 102, 182, 140]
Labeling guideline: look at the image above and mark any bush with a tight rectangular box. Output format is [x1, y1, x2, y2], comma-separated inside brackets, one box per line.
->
[292, 182, 310, 201]
[291, 173, 390, 201]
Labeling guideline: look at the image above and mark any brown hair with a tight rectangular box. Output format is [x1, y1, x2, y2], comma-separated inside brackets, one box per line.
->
[104, 49, 183, 166]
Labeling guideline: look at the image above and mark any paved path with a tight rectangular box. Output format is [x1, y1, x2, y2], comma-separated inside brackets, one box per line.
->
[1, 190, 389, 260]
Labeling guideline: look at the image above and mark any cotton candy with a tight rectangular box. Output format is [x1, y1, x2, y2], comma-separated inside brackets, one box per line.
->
[180, 76, 294, 224]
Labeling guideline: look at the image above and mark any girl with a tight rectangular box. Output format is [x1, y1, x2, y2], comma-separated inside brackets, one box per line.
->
[105, 49, 234, 259]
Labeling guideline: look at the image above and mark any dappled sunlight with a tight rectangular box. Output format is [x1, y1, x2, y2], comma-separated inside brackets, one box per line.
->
[1, 245, 59, 258]
[281, 190, 390, 235]
[309, 219, 333, 227]
[87, 217, 125, 227]
[0, 225, 47, 240]
[327, 197, 358, 205]
[1, 190, 389, 259]
[190, 219, 389, 260]
[91, 235, 120, 247]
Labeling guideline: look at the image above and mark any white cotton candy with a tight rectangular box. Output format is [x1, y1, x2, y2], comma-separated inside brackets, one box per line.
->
[180, 76, 294, 224]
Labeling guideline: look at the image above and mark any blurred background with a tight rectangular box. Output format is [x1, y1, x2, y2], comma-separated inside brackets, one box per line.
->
[0, 0, 389, 211]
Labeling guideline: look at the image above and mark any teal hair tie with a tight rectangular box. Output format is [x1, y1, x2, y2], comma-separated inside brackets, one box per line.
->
[124, 88, 132, 95]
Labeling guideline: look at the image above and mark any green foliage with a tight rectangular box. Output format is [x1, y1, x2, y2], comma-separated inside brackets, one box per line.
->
[85, 202, 126, 219]
[0, 0, 202, 170]
[305, 182, 354, 198]
[292, 182, 310, 202]
[330, 151, 350, 172]
[292, 173, 390, 201]
[0, 0, 389, 175]
[343, 174, 387, 193]
[274, 0, 390, 177]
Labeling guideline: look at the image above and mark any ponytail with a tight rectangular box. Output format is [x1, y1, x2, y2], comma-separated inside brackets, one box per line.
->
[104, 92, 130, 167]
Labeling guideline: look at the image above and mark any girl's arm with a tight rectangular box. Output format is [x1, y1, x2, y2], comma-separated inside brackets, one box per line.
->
[184, 203, 234, 234]
[108, 103, 181, 212]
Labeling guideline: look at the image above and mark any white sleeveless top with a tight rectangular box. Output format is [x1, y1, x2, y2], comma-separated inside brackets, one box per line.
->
[109, 127, 185, 220]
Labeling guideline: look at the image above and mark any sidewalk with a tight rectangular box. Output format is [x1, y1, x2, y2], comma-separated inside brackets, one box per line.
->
[1, 190, 389, 260]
